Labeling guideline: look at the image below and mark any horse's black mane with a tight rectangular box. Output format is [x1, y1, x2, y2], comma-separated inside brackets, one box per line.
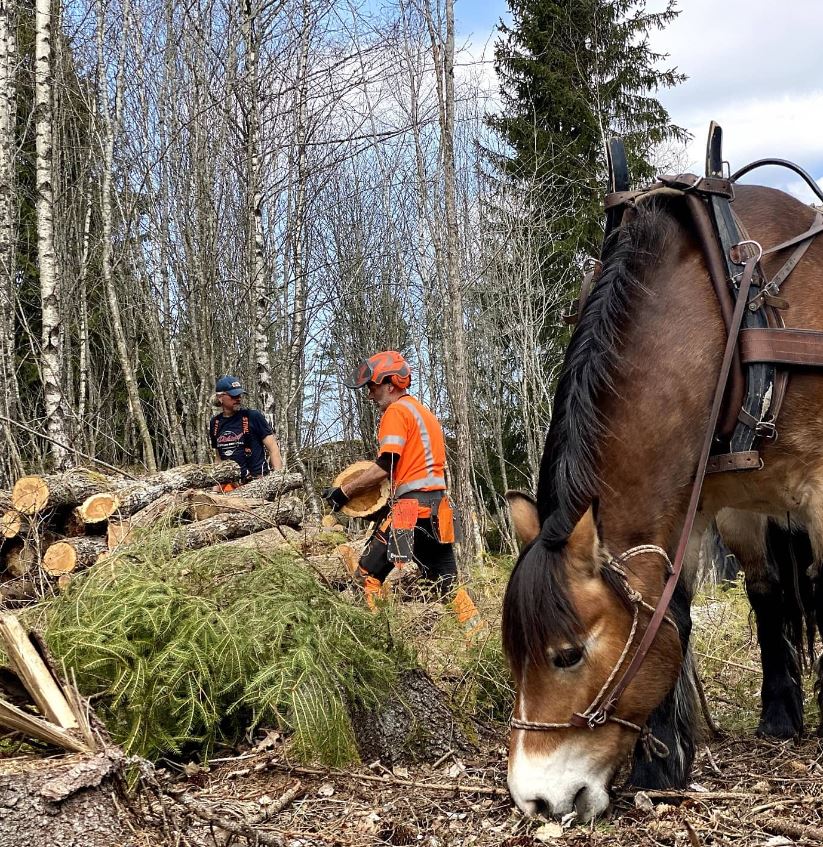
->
[537, 199, 675, 537]
[503, 198, 675, 674]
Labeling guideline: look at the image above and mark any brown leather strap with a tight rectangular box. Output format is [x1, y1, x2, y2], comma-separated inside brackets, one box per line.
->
[740, 327, 823, 367]
[658, 174, 734, 198]
[762, 212, 823, 256]
[604, 189, 652, 210]
[748, 213, 823, 311]
[684, 194, 745, 438]
[564, 263, 601, 325]
[706, 451, 761, 474]
[596, 256, 759, 721]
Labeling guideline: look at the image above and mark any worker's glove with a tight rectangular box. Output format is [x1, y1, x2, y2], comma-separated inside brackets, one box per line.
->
[322, 486, 350, 512]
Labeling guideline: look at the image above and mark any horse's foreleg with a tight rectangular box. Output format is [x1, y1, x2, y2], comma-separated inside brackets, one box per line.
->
[719, 510, 804, 739]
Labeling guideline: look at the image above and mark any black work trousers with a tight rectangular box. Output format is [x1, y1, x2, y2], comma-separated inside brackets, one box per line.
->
[365, 517, 457, 598]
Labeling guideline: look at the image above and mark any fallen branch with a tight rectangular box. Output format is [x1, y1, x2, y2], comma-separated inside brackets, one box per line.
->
[0, 615, 77, 728]
[264, 760, 509, 797]
[0, 697, 89, 753]
[758, 816, 823, 842]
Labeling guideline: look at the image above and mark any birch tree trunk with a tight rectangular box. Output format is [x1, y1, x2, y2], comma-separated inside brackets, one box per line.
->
[285, 2, 310, 458]
[96, 0, 156, 472]
[76, 196, 92, 454]
[283, 1, 320, 515]
[421, 0, 483, 564]
[0, 0, 16, 416]
[241, 0, 276, 433]
[35, 0, 69, 468]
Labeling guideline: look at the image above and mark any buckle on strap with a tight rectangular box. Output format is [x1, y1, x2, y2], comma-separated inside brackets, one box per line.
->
[571, 710, 608, 729]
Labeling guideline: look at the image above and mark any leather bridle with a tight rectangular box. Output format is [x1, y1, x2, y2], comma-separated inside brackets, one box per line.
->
[511, 544, 675, 758]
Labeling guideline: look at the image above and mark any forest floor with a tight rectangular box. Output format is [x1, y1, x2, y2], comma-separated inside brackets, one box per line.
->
[4, 553, 823, 845]
[119, 577, 821, 847]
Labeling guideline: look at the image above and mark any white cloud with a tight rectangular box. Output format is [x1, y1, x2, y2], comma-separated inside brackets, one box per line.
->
[459, 0, 823, 200]
[647, 0, 823, 195]
[673, 91, 823, 176]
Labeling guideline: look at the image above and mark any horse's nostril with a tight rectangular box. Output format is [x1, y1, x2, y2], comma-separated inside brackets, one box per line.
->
[572, 785, 588, 817]
[533, 797, 551, 818]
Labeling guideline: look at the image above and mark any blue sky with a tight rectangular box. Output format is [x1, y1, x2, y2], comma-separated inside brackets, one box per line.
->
[456, 0, 823, 202]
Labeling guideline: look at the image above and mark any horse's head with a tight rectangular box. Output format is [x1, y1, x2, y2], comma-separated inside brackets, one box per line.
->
[503, 492, 683, 820]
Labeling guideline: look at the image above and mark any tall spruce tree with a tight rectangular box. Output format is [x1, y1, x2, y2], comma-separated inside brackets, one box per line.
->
[489, 0, 687, 271]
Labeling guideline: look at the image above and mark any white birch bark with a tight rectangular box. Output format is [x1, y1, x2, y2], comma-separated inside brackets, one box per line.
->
[35, 0, 69, 467]
[421, 0, 483, 563]
[241, 0, 276, 429]
[76, 197, 92, 452]
[285, 2, 310, 458]
[0, 0, 16, 420]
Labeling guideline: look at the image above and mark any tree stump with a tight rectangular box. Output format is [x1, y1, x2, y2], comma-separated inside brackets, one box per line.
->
[349, 669, 474, 766]
[0, 754, 146, 847]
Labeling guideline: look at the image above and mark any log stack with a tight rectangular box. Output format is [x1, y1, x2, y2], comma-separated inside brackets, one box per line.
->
[0, 464, 307, 606]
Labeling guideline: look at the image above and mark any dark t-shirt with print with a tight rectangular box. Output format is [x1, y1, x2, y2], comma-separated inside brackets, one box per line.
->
[209, 409, 273, 480]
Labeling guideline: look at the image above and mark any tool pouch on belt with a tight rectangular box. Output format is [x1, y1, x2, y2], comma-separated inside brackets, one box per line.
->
[432, 495, 462, 544]
[387, 498, 418, 564]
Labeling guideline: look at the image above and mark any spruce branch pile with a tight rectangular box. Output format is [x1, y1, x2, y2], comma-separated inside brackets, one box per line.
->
[41, 537, 415, 765]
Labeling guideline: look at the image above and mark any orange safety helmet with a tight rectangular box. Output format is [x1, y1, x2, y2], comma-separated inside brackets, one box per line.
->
[344, 351, 412, 390]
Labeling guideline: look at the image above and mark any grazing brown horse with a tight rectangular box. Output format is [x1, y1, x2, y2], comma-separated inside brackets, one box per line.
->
[503, 182, 823, 821]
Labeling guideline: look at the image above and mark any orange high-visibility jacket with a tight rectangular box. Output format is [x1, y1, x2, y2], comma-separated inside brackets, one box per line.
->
[377, 395, 447, 515]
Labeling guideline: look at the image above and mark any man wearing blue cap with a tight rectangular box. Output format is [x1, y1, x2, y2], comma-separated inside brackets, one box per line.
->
[210, 376, 283, 486]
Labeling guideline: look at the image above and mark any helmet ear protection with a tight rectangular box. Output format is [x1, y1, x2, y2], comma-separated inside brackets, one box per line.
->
[388, 372, 411, 390]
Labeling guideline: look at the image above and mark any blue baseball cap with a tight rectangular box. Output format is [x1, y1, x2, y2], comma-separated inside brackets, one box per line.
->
[215, 375, 245, 397]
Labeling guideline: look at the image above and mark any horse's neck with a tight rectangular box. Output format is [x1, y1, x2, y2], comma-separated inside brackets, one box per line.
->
[595, 237, 723, 576]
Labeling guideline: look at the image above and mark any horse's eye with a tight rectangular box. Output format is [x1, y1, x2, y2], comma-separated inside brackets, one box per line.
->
[553, 647, 584, 669]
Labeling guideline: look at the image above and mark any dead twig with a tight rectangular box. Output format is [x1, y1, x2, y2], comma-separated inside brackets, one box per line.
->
[265, 760, 509, 796]
[165, 789, 287, 846]
[758, 816, 823, 842]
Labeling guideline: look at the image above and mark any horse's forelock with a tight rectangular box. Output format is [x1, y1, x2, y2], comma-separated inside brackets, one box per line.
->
[502, 537, 584, 679]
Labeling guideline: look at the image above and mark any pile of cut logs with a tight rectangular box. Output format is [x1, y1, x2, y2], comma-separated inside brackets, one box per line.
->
[0, 462, 306, 605]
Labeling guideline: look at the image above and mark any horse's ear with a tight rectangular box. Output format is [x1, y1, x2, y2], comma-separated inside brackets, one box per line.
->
[505, 490, 540, 546]
[567, 506, 601, 576]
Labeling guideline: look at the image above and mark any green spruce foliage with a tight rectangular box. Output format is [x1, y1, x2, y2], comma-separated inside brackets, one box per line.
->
[42, 541, 415, 765]
[489, 0, 688, 276]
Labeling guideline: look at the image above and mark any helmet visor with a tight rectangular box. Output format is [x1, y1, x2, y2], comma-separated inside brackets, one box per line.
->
[343, 360, 373, 389]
